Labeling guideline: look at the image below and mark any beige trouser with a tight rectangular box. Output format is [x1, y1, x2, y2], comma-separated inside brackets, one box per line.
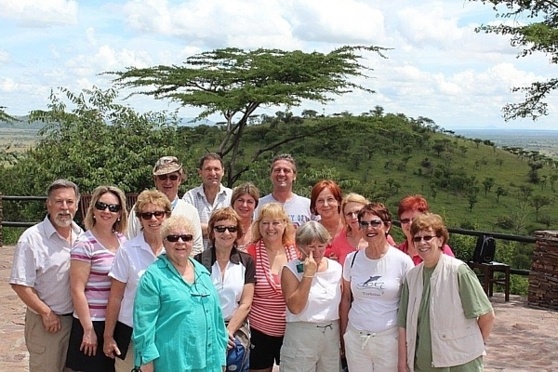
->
[24, 308, 73, 372]
[115, 342, 134, 372]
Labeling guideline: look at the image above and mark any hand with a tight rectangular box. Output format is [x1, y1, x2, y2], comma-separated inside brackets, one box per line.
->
[303, 251, 317, 277]
[141, 362, 154, 372]
[40, 310, 61, 333]
[227, 331, 235, 350]
[80, 327, 98, 356]
[398, 360, 408, 372]
[328, 252, 339, 261]
[103, 336, 121, 359]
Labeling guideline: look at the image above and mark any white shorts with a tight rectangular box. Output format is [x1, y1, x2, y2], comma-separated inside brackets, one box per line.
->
[280, 320, 340, 372]
[343, 323, 398, 372]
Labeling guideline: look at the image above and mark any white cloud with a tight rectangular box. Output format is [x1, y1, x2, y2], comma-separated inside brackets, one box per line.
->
[0, 50, 9, 63]
[0, 0, 78, 26]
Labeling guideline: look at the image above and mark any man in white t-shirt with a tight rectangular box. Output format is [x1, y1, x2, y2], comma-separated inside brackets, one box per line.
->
[127, 156, 204, 255]
[10, 179, 83, 372]
[256, 153, 313, 227]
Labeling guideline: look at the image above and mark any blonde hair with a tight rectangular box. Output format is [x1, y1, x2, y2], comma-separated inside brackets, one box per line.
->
[251, 203, 295, 246]
[161, 215, 195, 238]
[341, 193, 369, 232]
[84, 185, 128, 233]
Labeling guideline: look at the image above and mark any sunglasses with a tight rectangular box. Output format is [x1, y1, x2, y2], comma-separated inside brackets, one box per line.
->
[94, 201, 122, 213]
[412, 235, 437, 243]
[139, 211, 166, 220]
[400, 218, 413, 224]
[213, 225, 238, 233]
[359, 220, 383, 228]
[157, 174, 179, 181]
[165, 234, 194, 243]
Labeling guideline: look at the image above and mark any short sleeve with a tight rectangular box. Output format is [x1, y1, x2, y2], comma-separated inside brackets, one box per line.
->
[109, 248, 130, 283]
[457, 264, 494, 319]
[397, 280, 410, 328]
[243, 254, 256, 285]
[70, 237, 93, 263]
[9, 240, 37, 287]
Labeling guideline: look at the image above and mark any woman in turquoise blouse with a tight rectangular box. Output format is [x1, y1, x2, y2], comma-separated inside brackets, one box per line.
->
[132, 215, 227, 372]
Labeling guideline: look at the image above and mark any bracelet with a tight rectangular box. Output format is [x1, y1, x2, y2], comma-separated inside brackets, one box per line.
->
[303, 274, 316, 278]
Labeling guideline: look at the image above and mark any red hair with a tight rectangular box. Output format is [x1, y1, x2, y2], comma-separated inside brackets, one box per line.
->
[397, 194, 429, 218]
[310, 179, 343, 215]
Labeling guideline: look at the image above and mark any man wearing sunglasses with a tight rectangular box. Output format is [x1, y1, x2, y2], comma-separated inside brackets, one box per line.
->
[10, 179, 83, 372]
[126, 156, 204, 255]
[183, 153, 232, 248]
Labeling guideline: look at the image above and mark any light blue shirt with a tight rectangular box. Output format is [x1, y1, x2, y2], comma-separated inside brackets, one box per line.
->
[133, 255, 227, 371]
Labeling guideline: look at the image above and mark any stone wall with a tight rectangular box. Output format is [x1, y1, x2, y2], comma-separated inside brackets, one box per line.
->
[528, 230, 558, 310]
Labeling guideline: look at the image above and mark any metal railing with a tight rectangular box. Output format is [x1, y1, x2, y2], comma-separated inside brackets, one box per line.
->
[392, 221, 534, 276]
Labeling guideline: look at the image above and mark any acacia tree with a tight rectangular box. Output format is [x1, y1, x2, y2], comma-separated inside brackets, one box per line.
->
[110, 46, 387, 185]
[471, 1, 558, 120]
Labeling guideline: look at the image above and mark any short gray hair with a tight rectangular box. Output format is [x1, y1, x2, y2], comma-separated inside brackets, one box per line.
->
[46, 179, 80, 202]
[295, 221, 331, 247]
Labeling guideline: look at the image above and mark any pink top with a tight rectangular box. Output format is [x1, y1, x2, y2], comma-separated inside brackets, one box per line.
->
[71, 230, 126, 320]
[247, 240, 297, 337]
[397, 240, 455, 265]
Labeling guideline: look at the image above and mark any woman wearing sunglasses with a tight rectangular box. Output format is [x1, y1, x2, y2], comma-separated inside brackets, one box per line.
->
[339, 203, 413, 372]
[66, 185, 128, 372]
[133, 215, 228, 372]
[195, 207, 255, 372]
[280, 221, 342, 372]
[397, 213, 494, 372]
[397, 195, 454, 265]
[246, 203, 297, 372]
[102, 189, 171, 372]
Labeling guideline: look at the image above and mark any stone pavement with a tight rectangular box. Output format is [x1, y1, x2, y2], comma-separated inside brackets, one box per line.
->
[1, 245, 557, 371]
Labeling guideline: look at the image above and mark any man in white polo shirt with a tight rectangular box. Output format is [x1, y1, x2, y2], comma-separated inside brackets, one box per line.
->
[256, 153, 313, 227]
[183, 152, 232, 248]
[10, 179, 83, 372]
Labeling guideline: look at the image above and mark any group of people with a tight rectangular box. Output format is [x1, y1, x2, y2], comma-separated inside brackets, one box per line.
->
[10, 152, 495, 372]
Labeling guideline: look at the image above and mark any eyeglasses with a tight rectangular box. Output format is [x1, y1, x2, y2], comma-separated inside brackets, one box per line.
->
[213, 225, 238, 233]
[139, 211, 166, 220]
[412, 235, 437, 243]
[94, 201, 122, 213]
[157, 174, 179, 181]
[400, 218, 413, 224]
[359, 220, 383, 228]
[165, 234, 194, 242]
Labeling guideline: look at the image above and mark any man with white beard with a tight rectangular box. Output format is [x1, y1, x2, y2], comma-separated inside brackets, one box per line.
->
[10, 179, 83, 372]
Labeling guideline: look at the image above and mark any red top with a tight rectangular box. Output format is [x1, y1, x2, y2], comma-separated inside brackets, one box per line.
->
[247, 240, 298, 337]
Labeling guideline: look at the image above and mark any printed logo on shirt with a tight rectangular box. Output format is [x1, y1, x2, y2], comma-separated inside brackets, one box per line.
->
[356, 275, 385, 295]
[290, 214, 310, 228]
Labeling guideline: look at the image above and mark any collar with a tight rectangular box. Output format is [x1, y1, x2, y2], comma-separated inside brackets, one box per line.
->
[43, 215, 82, 239]
[199, 245, 242, 273]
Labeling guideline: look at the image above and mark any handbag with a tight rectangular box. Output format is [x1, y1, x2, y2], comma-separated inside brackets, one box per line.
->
[113, 321, 133, 360]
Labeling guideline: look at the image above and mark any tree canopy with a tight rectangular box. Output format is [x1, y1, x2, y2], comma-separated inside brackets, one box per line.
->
[471, 1, 558, 120]
[110, 46, 387, 183]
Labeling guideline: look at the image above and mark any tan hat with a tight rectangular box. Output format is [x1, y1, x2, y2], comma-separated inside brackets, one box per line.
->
[153, 156, 183, 176]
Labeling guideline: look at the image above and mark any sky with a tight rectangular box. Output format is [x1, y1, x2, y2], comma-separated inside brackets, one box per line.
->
[0, 0, 557, 130]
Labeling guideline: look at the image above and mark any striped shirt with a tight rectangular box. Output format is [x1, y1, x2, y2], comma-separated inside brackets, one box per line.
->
[71, 230, 126, 320]
[247, 240, 297, 337]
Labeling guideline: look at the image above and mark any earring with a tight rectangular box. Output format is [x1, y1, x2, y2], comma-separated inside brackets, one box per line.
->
[117, 218, 121, 222]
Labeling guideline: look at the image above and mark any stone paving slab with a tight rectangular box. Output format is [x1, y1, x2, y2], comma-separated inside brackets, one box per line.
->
[1, 245, 556, 371]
